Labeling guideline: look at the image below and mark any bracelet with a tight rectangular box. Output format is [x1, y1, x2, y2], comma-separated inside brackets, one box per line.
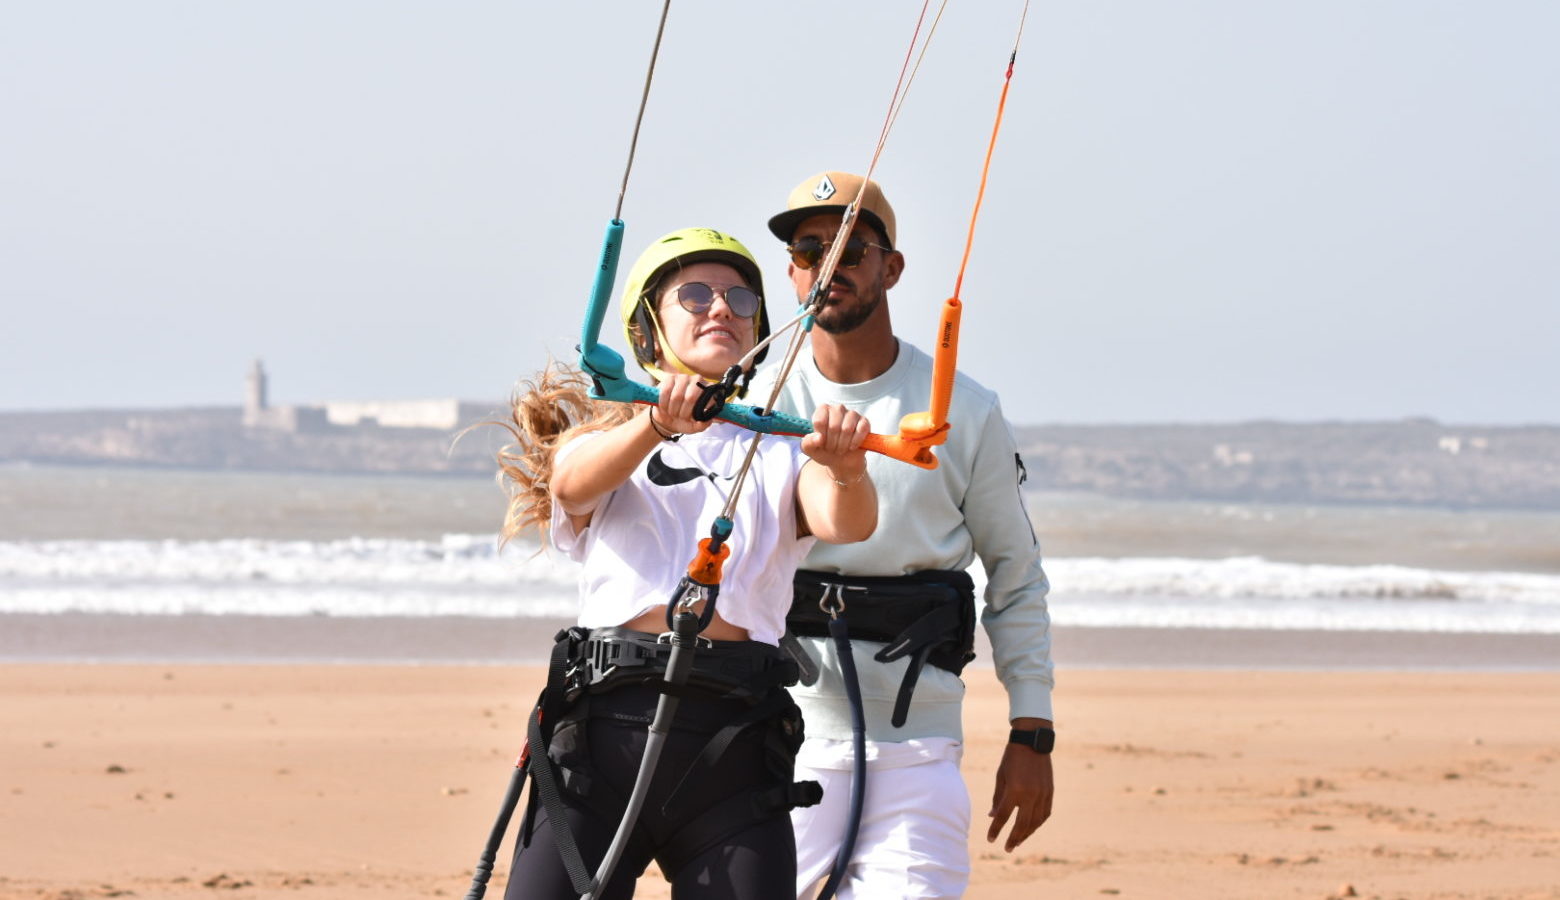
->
[646, 408, 681, 441]
[830, 468, 868, 489]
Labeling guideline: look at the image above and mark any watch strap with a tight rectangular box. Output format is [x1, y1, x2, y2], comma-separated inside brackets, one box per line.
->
[1008, 727, 1055, 754]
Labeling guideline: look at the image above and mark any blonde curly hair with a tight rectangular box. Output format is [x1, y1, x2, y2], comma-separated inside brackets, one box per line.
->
[491, 363, 632, 546]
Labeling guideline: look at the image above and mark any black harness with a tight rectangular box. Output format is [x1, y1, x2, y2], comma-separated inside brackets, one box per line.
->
[787, 569, 977, 727]
[464, 625, 821, 899]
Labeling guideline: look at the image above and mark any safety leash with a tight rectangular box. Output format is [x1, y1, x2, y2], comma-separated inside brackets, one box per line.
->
[461, 765, 527, 900]
[813, 584, 869, 900]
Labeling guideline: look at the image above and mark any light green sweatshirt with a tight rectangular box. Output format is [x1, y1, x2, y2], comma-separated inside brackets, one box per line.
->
[752, 339, 1054, 742]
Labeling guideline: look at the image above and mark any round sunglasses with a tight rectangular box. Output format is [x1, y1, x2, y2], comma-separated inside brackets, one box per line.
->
[786, 235, 891, 271]
[666, 281, 762, 319]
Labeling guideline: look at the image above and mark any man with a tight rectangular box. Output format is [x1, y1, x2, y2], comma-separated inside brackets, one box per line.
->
[752, 171, 1055, 900]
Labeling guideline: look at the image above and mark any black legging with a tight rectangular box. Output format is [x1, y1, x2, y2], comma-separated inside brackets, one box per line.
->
[504, 684, 797, 900]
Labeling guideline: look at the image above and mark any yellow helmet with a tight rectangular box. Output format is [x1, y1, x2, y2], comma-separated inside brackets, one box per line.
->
[620, 227, 770, 382]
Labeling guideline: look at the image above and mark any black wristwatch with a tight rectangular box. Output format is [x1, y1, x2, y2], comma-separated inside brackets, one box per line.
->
[1009, 727, 1055, 754]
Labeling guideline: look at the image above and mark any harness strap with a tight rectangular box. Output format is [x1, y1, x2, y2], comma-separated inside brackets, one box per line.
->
[884, 643, 932, 729]
[780, 630, 821, 686]
[585, 628, 799, 704]
[870, 601, 962, 727]
[659, 689, 787, 817]
[757, 779, 824, 813]
[524, 632, 597, 896]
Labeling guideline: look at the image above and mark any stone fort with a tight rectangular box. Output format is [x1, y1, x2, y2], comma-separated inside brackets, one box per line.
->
[242, 359, 493, 432]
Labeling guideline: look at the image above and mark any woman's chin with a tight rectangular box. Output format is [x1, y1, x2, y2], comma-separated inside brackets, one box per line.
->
[679, 348, 750, 380]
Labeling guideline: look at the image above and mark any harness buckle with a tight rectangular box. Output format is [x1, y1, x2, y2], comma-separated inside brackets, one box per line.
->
[817, 582, 868, 619]
[657, 631, 712, 649]
[584, 632, 658, 688]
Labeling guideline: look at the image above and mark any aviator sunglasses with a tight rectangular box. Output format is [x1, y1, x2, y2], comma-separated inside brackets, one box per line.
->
[786, 235, 891, 271]
[668, 281, 762, 319]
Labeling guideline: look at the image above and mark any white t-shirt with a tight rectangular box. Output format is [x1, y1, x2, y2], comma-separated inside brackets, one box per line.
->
[549, 421, 816, 646]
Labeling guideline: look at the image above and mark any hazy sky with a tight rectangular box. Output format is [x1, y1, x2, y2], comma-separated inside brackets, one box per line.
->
[4, 1, 1556, 425]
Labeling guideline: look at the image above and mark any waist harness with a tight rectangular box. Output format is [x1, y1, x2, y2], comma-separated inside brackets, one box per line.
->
[787, 569, 977, 728]
[576, 626, 803, 705]
[519, 626, 821, 885]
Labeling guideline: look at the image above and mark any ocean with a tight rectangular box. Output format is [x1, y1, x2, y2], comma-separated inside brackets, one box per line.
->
[5, 463, 1560, 668]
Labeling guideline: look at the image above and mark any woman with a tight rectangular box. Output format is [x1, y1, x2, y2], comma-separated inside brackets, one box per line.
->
[496, 227, 877, 899]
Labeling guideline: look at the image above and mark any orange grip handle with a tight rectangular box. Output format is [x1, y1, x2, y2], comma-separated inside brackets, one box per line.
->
[860, 430, 942, 470]
[686, 537, 730, 585]
[928, 298, 961, 428]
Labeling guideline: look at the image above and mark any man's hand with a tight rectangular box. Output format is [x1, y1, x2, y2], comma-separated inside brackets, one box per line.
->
[987, 718, 1054, 852]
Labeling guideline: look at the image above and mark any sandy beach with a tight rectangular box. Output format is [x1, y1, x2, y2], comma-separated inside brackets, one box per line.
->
[4, 664, 1557, 900]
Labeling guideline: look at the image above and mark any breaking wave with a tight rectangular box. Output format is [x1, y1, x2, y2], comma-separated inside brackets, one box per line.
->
[3, 539, 1559, 633]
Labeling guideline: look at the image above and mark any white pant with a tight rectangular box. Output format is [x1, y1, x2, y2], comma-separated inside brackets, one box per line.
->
[792, 744, 971, 900]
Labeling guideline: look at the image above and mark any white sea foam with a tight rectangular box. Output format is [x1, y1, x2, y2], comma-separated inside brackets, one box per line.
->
[0, 535, 579, 618]
[1052, 556, 1560, 607]
[3, 539, 1559, 634]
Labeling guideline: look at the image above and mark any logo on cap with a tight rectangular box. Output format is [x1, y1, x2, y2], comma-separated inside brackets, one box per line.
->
[812, 174, 837, 202]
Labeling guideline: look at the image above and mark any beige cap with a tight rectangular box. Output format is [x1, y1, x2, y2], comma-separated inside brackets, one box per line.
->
[767, 171, 897, 250]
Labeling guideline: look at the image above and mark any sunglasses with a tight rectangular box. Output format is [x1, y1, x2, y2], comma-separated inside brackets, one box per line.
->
[786, 235, 891, 271]
[668, 281, 762, 319]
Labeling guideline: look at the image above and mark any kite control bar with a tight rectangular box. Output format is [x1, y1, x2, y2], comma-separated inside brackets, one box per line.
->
[575, 220, 952, 469]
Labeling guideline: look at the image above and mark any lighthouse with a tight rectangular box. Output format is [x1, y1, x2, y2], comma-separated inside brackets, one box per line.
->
[243, 359, 268, 427]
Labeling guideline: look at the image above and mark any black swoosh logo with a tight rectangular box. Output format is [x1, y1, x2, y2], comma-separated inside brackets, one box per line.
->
[647, 450, 709, 487]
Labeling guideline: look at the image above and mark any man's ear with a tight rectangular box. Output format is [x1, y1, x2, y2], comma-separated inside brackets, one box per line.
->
[788, 261, 809, 295]
[882, 250, 905, 290]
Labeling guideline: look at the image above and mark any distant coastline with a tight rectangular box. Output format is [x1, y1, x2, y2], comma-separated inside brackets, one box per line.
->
[3, 406, 1558, 510]
[1014, 418, 1560, 510]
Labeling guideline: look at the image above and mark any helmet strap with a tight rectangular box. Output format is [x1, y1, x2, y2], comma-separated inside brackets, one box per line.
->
[644, 303, 702, 381]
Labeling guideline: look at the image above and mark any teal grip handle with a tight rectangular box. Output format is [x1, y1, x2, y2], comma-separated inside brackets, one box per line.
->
[578, 220, 627, 384]
[713, 399, 812, 436]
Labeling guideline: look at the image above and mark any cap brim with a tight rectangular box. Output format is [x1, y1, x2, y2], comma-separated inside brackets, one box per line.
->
[767, 207, 893, 251]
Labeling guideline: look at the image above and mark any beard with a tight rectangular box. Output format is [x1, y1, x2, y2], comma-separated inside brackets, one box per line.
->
[813, 276, 884, 335]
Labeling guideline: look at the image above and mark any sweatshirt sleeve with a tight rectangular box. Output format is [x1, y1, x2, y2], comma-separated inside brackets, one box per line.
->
[965, 396, 1055, 723]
